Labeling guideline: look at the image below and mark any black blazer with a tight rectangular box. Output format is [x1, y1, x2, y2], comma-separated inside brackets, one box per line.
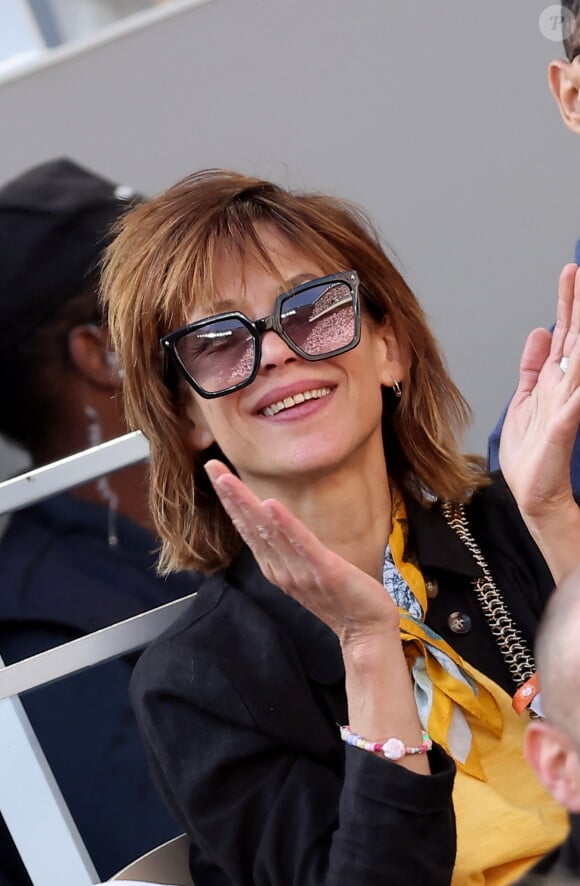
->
[130, 474, 554, 885]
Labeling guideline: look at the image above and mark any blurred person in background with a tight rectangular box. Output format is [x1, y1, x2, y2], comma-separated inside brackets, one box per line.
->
[0, 158, 198, 884]
[519, 565, 580, 883]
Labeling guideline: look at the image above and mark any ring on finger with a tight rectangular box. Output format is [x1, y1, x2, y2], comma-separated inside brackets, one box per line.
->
[560, 356, 569, 374]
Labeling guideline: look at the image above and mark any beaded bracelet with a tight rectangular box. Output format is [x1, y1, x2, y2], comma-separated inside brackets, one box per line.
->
[339, 724, 432, 761]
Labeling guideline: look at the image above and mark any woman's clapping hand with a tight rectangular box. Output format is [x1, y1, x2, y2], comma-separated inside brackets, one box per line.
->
[204, 459, 400, 646]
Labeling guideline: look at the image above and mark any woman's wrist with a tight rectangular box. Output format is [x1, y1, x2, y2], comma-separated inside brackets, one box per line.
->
[340, 724, 432, 759]
[521, 497, 580, 584]
[341, 629, 430, 774]
[340, 623, 402, 668]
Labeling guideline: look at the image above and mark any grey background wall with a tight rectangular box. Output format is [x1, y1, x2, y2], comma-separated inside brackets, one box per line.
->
[0, 0, 577, 477]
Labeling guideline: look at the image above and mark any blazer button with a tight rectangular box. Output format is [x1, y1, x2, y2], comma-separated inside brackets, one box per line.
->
[447, 611, 472, 634]
[425, 578, 439, 599]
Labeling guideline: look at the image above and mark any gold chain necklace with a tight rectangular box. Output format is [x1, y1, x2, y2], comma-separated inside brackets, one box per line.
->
[440, 501, 536, 687]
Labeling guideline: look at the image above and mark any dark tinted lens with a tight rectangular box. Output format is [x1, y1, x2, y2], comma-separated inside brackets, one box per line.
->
[175, 317, 256, 394]
[280, 281, 356, 356]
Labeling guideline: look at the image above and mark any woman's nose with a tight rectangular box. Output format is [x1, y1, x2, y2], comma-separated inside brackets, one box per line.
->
[259, 329, 298, 370]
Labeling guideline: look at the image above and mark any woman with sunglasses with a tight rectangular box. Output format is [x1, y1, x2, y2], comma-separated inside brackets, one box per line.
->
[101, 169, 580, 885]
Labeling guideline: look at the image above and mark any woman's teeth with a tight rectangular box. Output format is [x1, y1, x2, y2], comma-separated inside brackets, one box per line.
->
[261, 387, 332, 416]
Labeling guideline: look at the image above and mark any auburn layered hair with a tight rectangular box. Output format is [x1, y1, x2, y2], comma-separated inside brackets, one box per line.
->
[100, 168, 487, 574]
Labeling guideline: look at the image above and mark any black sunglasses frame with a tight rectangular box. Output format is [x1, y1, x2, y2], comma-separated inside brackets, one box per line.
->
[160, 270, 361, 399]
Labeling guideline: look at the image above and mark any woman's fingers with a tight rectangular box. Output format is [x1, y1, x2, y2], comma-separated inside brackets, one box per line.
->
[204, 459, 328, 585]
[512, 327, 552, 403]
[500, 263, 580, 520]
[203, 459, 235, 489]
[204, 460, 285, 565]
[565, 265, 580, 355]
[204, 460, 254, 539]
[551, 263, 577, 360]
[563, 315, 580, 389]
[204, 460, 398, 636]
[513, 264, 580, 407]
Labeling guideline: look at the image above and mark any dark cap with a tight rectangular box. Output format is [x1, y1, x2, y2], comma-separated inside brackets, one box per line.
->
[0, 158, 142, 347]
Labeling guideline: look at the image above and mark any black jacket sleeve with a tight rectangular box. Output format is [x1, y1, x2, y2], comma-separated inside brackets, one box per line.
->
[130, 583, 456, 886]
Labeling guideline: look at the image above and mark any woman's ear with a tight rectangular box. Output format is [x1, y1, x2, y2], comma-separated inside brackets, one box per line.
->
[68, 324, 122, 389]
[548, 59, 580, 134]
[373, 316, 408, 388]
[183, 399, 216, 452]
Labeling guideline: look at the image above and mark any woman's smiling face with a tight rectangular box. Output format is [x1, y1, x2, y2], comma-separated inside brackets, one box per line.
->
[183, 224, 405, 490]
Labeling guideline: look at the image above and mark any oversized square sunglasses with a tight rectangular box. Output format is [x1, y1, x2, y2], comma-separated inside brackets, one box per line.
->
[161, 270, 361, 398]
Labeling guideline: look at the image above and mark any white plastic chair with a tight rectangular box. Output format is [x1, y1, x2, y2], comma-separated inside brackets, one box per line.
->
[109, 833, 193, 885]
